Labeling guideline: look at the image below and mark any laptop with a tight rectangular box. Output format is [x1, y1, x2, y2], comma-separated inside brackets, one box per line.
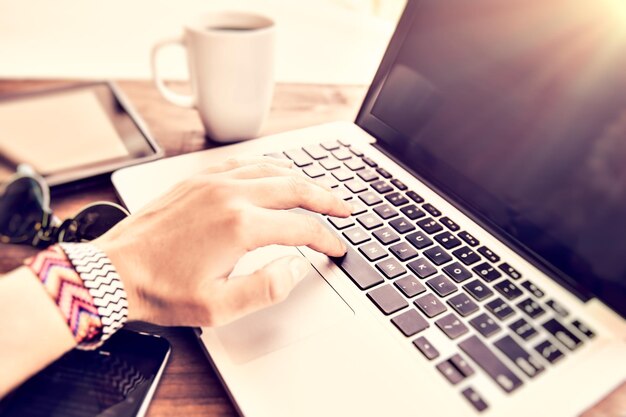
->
[112, 0, 626, 415]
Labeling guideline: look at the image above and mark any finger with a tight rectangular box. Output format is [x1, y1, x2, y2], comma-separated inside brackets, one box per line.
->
[243, 208, 347, 257]
[221, 162, 300, 180]
[209, 255, 310, 325]
[201, 156, 293, 175]
[236, 175, 352, 216]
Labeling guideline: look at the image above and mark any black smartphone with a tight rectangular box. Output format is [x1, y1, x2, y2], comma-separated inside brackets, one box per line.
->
[0, 329, 170, 417]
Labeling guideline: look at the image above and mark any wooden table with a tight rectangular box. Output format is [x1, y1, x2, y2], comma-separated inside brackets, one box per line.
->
[0, 80, 623, 417]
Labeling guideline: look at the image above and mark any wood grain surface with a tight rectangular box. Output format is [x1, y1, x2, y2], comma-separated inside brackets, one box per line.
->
[0, 79, 623, 417]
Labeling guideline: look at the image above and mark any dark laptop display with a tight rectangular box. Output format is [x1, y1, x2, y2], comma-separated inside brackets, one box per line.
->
[357, 0, 626, 317]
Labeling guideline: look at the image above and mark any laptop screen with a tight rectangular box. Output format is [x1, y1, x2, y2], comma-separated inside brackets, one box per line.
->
[357, 0, 626, 317]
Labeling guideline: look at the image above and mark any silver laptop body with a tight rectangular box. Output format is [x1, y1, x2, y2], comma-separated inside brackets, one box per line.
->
[113, 1, 626, 416]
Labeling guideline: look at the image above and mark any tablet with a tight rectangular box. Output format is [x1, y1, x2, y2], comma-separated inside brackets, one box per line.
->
[0, 82, 163, 186]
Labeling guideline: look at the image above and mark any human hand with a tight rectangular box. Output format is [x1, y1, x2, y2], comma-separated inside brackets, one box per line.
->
[95, 157, 351, 327]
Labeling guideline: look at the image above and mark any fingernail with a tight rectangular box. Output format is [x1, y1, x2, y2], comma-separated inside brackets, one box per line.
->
[343, 200, 353, 214]
[290, 257, 311, 284]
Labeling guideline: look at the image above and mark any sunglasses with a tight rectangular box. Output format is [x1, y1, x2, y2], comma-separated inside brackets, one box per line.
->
[0, 166, 129, 248]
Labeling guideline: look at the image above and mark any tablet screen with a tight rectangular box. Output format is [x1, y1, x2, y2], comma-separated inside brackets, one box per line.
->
[0, 83, 160, 185]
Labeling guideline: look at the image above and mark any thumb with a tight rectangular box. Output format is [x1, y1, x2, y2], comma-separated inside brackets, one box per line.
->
[214, 255, 311, 325]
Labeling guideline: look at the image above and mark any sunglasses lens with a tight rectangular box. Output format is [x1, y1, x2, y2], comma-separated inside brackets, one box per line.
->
[0, 177, 46, 243]
[59, 203, 128, 243]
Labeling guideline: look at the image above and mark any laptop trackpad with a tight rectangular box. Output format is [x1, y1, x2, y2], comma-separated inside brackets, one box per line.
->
[211, 245, 354, 364]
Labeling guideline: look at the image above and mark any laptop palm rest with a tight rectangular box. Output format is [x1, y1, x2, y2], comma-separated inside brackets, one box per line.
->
[211, 245, 354, 364]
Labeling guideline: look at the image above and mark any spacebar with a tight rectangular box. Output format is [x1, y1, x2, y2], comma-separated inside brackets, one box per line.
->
[335, 246, 385, 290]
[458, 335, 523, 393]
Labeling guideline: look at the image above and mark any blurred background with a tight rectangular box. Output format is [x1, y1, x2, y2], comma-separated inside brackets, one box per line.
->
[0, 0, 406, 85]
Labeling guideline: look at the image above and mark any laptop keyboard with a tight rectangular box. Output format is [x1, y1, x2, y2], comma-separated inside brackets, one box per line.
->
[272, 140, 597, 413]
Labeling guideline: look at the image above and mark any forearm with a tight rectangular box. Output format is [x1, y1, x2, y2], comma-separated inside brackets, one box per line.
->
[0, 266, 76, 397]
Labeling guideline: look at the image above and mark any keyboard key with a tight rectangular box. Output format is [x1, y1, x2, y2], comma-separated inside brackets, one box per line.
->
[413, 336, 439, 360]
[434, 231, 462, 249]
[499, 262, 522, 279]
[477, 246, 500, 263]
[390, 242, 418, 261]
[303, 164, 325, 178]
[284, 149, 313, 167]
[534, 339, 565, 363]
[435, 313, 469, 339]
[337, 139, 352, 147]
[390, 178, 408, 190]
[440, 216, 460, 231]
[344, 178, 368, 193]
[357, 169, 378, 182]
[400, 204, 425, 220]
[442, 262, 472, 283]
[389, 217, 416, 234]
[333, 186, 353, 201]
[447, 293, 479, 317]
[472, 262, 502, 282]
[494, 279, 523, 300]
[356, 213, 383, 230]
[374, 203, 398, 220]
[422, 203, 441, 217]
[362, 156, 377, 167]
[331, 148, 352, 160]
[348, 199, 368, 215]
[331, 168, 354, 181]
[394, 275, 426, 298]
[423, 246, 453, 265]
[343, 226, 370, 245]
[375, 167, 392, 178]
[494, 335, 544, 378]
[458, 335, 523, 393]
[461, 387, 488, 413]
[358, 191, 382, 206]
[315, 175, 340, 189]
[520, 280, 544, 298]
[426, 275, 457, 297]
[375, 258, 406, 279]
[328, 216, 355, 230]
[392, 308, 429, 337]
[458, 231, 479, 247]
[516, 298, 546, 318]
[469, 313, 501, 337]
[571, 319, 595, 338]
[542, 318, 583, 351]
[546, 299, 569, 317]
[436, 360, 464, 385]
[452, 246, 481, 265]
[359, 241, 387, 262]
[485, 298, 515, 320]
[344, 158, 365, 171]
[321, 140, 340, 150]
[416, 217, 443, 234]
[463, 279, 494, 301]
[367, 285, 408, 315]
[406, 231, 433, 249]
[450, 353, 475, 377]
[335, 246, 384, 290]
[406, 190, 424, 203]
[414, 293, 447, 317]
[509, 318, 538, 340]
[407, 258, 438, 278]
[371, 180, 393, 194]
[373, 227, 400, 245]
[303, 144, 328, 160]
[320, 158, 341, 170]
[385, 192, 409, 207]
[349, 147, 364, 157]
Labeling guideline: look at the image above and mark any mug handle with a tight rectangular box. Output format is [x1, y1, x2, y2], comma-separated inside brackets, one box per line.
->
[150, 37, 195, 108]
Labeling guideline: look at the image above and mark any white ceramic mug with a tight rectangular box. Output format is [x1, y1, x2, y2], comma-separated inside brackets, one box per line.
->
[151, 12, 275, 143]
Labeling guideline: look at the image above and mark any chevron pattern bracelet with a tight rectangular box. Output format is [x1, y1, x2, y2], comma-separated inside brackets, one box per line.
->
[25, 243, 128, 350]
